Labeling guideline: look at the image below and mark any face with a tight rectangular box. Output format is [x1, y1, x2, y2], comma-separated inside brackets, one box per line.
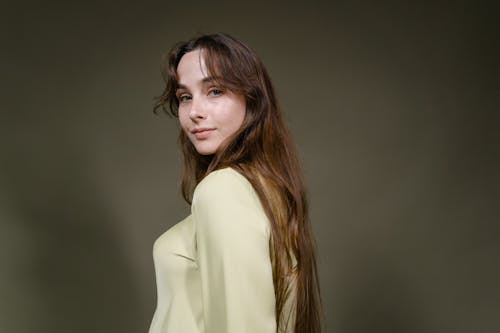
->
[176, 49, 246, 155]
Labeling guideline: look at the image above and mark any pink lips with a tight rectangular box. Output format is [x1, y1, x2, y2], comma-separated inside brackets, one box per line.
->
[192, 128, 215, 139]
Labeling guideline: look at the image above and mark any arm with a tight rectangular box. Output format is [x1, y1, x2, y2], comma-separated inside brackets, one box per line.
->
[192, 168, 277, 333]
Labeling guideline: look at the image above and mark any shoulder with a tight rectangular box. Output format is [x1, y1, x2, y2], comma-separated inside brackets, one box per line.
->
[193, 167, 254, 203]
[192, 167, 270, 237]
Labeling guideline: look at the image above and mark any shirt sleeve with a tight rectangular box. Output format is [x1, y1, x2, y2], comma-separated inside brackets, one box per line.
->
[192, 168, 277, 333]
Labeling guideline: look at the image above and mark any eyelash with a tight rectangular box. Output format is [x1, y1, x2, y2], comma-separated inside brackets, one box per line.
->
[178, 94, 191, 102]
[177, 88, 224, 103]
[208, 88, 224, 96]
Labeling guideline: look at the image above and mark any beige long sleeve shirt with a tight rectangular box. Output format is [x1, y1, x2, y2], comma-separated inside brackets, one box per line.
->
[149, 167, 291, 332]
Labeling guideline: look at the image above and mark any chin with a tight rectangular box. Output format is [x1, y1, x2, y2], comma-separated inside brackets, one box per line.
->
[197, 150, 216, 156]
[194, 144, 218, 156]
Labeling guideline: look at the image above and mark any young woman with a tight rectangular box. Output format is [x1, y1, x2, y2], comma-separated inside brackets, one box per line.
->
[149, 33, 322, 333]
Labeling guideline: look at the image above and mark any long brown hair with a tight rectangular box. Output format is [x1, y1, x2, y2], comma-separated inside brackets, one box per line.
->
[154, 33, 322, 333]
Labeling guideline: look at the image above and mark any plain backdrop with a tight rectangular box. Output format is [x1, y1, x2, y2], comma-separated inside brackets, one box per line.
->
[1, 1, 498, 332]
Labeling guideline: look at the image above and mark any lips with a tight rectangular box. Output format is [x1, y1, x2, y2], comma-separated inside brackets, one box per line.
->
[191, 128, 215, 139]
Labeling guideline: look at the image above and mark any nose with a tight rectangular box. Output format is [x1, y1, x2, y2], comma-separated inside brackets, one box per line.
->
[188, 97, 206, 121]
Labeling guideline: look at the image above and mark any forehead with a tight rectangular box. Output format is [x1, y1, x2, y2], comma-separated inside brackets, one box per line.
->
[176, 50, 208, 85]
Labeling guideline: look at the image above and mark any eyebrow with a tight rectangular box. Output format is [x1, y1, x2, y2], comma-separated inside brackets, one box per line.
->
[176, 76, 218, 90]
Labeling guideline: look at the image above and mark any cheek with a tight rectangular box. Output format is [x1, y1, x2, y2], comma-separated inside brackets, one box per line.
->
[221, 100, 246, 133]
[231, 112, 245, 133]
[178, 111, 190, 132]
[231, 105, 246, 132]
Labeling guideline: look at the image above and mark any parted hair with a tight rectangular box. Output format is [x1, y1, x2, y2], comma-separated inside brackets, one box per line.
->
[154, 32, 322, 333]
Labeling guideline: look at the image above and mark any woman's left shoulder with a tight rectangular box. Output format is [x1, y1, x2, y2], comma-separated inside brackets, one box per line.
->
[193, 167, 253, 201]
[191, 167, 270, 237]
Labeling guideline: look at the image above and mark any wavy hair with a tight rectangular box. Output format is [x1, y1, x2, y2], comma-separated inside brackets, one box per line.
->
[154, 33, 322, 333]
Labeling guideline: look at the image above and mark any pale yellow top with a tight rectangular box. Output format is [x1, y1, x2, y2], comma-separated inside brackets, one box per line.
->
[149, 167, 293, 333]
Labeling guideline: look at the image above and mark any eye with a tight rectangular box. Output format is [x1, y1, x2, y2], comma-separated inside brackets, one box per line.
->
[208, 88, 224, 96]
[177, 94, 191, 103]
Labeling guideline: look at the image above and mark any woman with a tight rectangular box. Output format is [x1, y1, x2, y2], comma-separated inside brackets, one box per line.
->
[149, 33, 322, 333]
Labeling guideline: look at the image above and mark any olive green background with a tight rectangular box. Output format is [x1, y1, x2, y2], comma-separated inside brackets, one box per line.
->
[1, 1, 498, 332]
